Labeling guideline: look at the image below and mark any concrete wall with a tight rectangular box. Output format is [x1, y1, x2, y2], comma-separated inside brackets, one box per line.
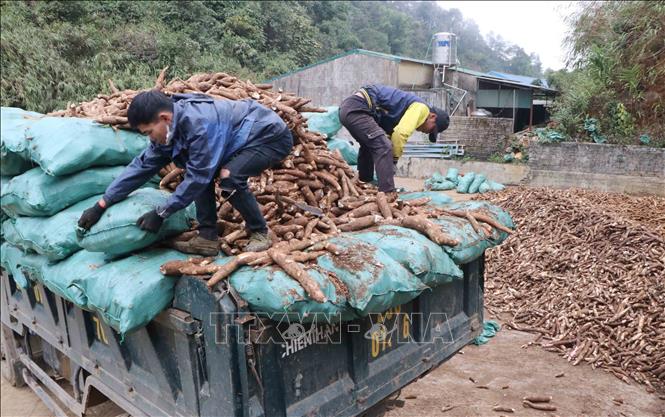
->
[396, 158, 528, 185]
[271, 54, 398, 107]
[528, 142, 665, 195]
[397, 142, 665, 196]
[398, 61, 433, 88]
[435, 116, 513, 159]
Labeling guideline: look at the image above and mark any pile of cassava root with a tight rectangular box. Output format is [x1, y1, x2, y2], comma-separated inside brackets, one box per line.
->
[480, 187, 665, 394]
[52, 68, 512, 301]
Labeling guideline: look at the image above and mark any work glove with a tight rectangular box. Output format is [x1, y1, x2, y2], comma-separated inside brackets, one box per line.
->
[77, 202, 105, 231]
[136, 210, 164, 233]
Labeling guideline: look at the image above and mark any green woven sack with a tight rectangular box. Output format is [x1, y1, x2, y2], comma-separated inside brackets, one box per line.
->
[468, 174, 486, 194]
[399, 191, 453, 207]
[228, 260, 357, 322]
[77, 188, 195, 256]
[1, 166, 125, 217]
[65, 249, 187, 336]
[26, 116, 147, 175]
[0, 242, 48, 289]
[433, 201, 514, 264]
[351, 225, 463, 286]
[2, 195, 100, 260]
[327, 137, 358, 165]
[40, 250, 108, 306]
[304, 106, 342, 138]
[456, 172, 476, 193]
[0, 107, 40, 175]
[228, 234, 428, 321]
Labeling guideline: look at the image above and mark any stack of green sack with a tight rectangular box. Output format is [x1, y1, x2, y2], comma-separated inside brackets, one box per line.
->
[1, 107, 195, 336]
[1, 107, 515, 335]
[225, 192, 514, 321]
[424, 167, 506, 194]
[303, 106, 359, 166]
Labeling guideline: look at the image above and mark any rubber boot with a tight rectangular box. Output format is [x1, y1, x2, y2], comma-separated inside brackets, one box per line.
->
[244, 232, 272, 252]
[172, 235, 219, 257]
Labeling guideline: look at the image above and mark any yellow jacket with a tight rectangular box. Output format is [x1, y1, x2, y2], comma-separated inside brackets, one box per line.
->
[390, 102, 430, 158]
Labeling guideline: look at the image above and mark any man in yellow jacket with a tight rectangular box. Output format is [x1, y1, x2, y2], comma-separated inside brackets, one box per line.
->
[339, 85, 450, 193]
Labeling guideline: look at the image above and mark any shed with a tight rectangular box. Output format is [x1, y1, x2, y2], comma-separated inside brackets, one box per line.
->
[445, 67, 557, 131]
[268, 49, 445, 109]
[269, 49, 556, 132]
[268, 49, 557, 157]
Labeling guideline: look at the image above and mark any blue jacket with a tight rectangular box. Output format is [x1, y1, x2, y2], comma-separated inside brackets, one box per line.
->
[362, 85, 426, 135]
[103, 94, 287, 217]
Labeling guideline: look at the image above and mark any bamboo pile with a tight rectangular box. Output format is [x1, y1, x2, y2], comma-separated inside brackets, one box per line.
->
[481, 187, 665, 394]
[51, 68, 511, 302]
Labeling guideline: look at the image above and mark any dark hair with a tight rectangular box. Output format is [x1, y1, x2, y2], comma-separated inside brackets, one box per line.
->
[127, 90, 174, 128]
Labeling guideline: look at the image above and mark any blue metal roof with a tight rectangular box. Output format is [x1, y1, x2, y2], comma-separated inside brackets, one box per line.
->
[486, 71, 550, 88]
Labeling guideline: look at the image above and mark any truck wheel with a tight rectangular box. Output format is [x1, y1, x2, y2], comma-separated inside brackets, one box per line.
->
[1, 323, 25, 387]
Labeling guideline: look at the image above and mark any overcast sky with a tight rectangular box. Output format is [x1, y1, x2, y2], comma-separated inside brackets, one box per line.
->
[437, 1, 579, 70]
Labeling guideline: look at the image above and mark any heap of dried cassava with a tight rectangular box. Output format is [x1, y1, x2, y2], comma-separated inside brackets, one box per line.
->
[480, 187, 665, 394]
[51, 68, 511, 301]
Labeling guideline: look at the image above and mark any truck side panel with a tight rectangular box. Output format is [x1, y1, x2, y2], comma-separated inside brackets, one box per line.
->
[1, 256, 484, 417]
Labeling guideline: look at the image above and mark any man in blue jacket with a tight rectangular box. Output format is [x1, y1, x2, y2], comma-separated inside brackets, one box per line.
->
[77, 90, 293, 255]
[339, 85, 449, 193]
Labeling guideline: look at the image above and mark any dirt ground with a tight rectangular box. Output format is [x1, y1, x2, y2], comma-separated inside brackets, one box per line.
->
[366, 325, 665, 417]
[2, 178, 663, 416]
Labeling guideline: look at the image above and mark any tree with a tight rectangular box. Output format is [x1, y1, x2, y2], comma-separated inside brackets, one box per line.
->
[0, 0, 546, 113]
[552, 1, 665, 144]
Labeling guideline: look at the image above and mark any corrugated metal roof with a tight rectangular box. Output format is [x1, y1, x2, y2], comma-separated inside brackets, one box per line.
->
[486, 71, 550, 88]
[454, 67, 556, 93]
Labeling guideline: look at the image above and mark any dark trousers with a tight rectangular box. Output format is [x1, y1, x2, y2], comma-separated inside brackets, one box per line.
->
[196, 123, 294, 239]
[339, 95, 395, 192]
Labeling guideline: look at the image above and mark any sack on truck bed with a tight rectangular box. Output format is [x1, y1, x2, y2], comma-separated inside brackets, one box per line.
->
[40, 250, 108, 306]
[78, 188, 195, 256]
[351, 225, 463, 287]
[0, 108, 40, 175]
[1, 176, 9, 226]
[400, 191, 453, 207]
[1, 166, 125, 217]
[229, 235, 428, 321]
[433, 201, 514, 264]
[229, 260, 358, 322]
[0, 242, 48, 289]
[25, 116, 147, 176]
[43, 249, 187, 336]
[316, 236, 427, 315]
[327, 137, 358, 165]
[303, 106, 342, 138]
[2, 195, 101, 260]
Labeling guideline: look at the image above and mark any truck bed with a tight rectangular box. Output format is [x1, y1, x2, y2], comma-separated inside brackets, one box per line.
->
[1, 255, 484, 417]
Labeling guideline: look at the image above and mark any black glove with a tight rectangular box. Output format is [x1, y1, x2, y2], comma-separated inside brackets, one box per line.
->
[136, 210, 164, 233]
[78, 202, 105, 231]
[393, 157, 399, 167]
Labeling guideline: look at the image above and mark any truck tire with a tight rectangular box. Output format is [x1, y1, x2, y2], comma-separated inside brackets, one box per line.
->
[1, 323, 25, 387]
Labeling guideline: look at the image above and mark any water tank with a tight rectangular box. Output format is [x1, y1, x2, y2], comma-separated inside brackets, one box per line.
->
[432, 32, 457, 66]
